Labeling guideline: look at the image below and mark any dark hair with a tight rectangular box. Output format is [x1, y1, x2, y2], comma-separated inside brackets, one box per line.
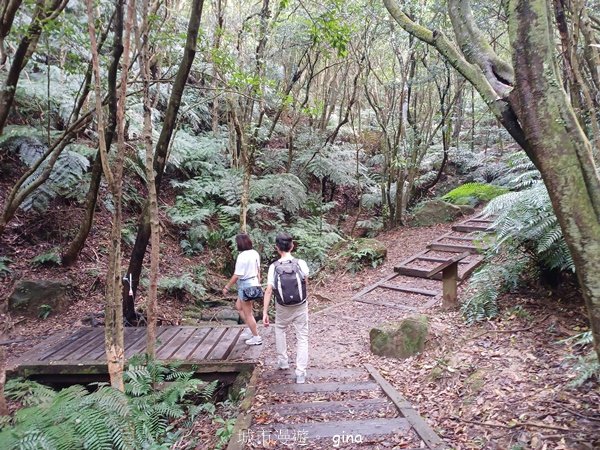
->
[236, 233, 253, 251]
[275, 232, 293, 252]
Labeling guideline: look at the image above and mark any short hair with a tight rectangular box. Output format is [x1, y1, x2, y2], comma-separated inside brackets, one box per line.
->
[275, 232, 293, 252]
[236, 233, 253, 251]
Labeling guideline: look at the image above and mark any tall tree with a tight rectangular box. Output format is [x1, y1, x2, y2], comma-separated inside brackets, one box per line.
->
[123, 0, 205, 323]
[0, 0, 69, 134]
[87, 0, 135, 391]
[383, 0, 600, 360]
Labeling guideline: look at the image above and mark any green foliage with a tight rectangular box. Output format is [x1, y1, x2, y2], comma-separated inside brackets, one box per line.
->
[486, 183, 574, 272]
[0, 359, 216, 450]
[213, 417, 236, 450]
[38, 304, 52, 320]
[442, 182, 507, 206]
[341, 239, 386, 273]
[1, 133, 91, 213]
[0, 257, 12, 278]
[31, 249, 61, 267]
[158, 273, 206, 301]
[567, 353, 600, 387]
[461, 256, 529, 324]
[287, 215, 343, 272]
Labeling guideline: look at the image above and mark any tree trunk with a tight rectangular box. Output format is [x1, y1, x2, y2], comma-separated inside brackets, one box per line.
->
[508, 0, 600, 361]
[0, 0, 23, 66]
[62, 3, 123, 266]
[123, 0, 205, 323]
[0, 0, 68, 134]
[138, 0, 159, 358]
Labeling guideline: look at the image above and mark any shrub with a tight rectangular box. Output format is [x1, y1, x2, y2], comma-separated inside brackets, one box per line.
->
[157, 273, 206, 301]
[0, 358, 218, 449]
[340, 238, 386, 274]
[442, 182, 507, 206]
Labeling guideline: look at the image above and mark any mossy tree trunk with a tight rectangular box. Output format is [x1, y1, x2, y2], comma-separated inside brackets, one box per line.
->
[383, 0, 600, 360]
[508, 0, 600, 360]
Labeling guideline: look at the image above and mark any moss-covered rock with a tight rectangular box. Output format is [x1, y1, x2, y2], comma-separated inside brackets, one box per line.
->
[411, 199, 465, 226]
[7, 279, 72, 316]
[370, 315, 429, 359]
[342, 238, 387, 272]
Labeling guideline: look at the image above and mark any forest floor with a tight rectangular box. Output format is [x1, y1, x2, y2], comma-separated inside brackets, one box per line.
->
[1, 209, 599, 449]
[242, 220, 599, 450]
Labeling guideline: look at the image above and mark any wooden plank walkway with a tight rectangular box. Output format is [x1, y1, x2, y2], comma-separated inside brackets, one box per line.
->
[9, 325, 268, 377]
[227, 365, 446, 449]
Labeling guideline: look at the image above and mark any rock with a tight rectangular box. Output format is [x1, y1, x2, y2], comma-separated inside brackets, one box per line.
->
[457, 204, 476, 215]
[8, 279, 72, 316]
[370, 315, 429, 359]
[201, 308, 240, 323]
[410, 199, 465, 226]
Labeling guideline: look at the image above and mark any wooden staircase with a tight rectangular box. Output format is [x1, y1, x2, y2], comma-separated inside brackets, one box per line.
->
[353, 213, 496, 310]
[228, 365, 445, 449]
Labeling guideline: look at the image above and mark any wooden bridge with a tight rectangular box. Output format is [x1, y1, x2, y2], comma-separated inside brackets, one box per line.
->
[9, 325, 266, 381]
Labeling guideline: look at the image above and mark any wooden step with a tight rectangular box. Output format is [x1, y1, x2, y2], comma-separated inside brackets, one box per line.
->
[270, 381, 380, 394]
[428, 242, 480, 253]
[378, 283, 437, 296]
[416, 255, 469, 264]
[263, 398, 392, 415]
[452, 224, 493, 233]
[261, 367, 368, 383]
[253, 417, 410, 439]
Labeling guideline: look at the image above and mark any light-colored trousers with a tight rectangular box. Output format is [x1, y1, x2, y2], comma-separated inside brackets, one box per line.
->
[275, 301, 308, 377]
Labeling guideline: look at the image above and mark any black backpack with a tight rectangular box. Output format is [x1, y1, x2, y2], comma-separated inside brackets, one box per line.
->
[273, 259, 307, 306]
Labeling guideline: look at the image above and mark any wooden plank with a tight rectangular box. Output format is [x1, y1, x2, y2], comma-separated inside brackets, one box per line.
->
[351, 272, 400, 301]
[365, 364, 446, 449]
[355, 296, 439, 311]
[189, 328, 227, 360]
[37, 329, 91, 361]
[452, 224, 492, 233]
[428, 243, 479, 253]
[42, 329, 97, 361]
[426, 252, 471, 278]
[207, 327, 242, 360]
[253, 417, 410, 439]
[124, 327, 158, 359]
[69, 329, 106, 359]
[155, 328, 188, 359]
[226, 412, 253, 450]
[393, 266, 431, 278]
[170, 327, 211, 360]
[263, 398, 392, 415]
[269, 381, 380, 394]
[417, 255, 470, 264]
[261, 367, 367, 382]
[157, 327, 197, 360]
[379, 283, 437, 297]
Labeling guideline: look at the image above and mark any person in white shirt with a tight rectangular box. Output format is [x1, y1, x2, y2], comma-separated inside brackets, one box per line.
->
[262, 232, 310, 383]
[222, 234, 262, 345]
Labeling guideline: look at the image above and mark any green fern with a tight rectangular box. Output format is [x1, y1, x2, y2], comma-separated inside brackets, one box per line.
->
[31, 249, 61, 267]
[157, 273, 206, 300]
[0, 256, 12, 278]
[1, 359, 217, 449]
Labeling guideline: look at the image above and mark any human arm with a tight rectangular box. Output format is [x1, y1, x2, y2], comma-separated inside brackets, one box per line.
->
[222, 274, 239, 296]
[262, 284, 273, 327]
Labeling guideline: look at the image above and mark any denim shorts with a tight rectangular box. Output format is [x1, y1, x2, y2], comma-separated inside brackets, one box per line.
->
[237, 277, 259, 301]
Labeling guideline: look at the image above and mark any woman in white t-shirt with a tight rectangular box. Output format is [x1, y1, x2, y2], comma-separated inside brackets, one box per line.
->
[222, 234, 262, 345]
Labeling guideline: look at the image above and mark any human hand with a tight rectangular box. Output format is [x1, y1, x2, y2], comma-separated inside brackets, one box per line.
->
[263, 313, 270, 327]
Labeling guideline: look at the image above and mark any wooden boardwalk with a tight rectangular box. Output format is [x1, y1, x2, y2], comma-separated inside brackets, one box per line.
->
[9, 325, 266, 378]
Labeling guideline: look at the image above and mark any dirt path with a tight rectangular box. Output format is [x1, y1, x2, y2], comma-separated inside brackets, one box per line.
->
[248, 217, 599, 449]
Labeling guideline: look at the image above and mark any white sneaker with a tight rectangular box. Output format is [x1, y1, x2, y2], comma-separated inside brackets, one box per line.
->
[296, 373, 306, 384]
[240, 329, 252, 339]
[277, 361, 290, 370]
[245, 335, 262, 346]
